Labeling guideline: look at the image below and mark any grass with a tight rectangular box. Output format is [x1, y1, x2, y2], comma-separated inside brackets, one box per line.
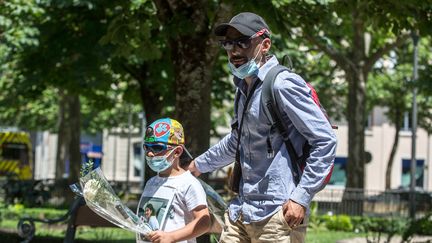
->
[0, 204, 366, 242]
[1, 219, 136, 242]
[1, 218, 366, 242]
[306, 229, 365, 242]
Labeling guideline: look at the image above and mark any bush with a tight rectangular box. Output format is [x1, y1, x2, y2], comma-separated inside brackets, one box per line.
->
[0, 177, 53, 207]
[0, 204, 67, 220]
[321, 214, 353, 231]
[403, 213, 432, 241]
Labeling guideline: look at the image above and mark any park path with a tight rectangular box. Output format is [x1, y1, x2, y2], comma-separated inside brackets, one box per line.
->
[336, 236, 432, 243]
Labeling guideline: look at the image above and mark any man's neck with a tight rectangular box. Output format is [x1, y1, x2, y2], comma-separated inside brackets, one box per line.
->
[244, 76, 253, 87]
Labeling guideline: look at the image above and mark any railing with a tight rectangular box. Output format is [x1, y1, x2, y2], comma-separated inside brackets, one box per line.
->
[313, 187, 432, 218]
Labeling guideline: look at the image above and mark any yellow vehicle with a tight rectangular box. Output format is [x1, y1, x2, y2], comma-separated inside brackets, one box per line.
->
[0, 131, 33, 180]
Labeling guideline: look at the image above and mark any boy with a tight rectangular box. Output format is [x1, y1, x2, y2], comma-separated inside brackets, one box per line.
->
[137, 118, 210, 243]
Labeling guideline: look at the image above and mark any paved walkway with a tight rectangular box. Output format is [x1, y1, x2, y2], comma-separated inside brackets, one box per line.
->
[336, 236, 432, 243]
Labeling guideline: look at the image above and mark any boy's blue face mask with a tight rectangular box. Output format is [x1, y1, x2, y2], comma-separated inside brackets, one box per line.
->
[146, 149, 175, 173]
[228, 40, 263, 79]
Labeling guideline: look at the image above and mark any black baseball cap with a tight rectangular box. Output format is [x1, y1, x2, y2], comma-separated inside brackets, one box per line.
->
[214, 12, 271, 38]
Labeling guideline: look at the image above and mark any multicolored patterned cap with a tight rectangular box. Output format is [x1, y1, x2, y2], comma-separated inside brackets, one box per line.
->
[145, 118, 193, 161]
[145, 118, 185, 145]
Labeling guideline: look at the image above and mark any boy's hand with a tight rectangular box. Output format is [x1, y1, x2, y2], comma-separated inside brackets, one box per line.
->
[148, 230, 175, 243]
[187, 160, 201, 177]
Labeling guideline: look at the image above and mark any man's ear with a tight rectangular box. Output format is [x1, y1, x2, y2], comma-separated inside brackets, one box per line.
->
[262, 38, 271, 54]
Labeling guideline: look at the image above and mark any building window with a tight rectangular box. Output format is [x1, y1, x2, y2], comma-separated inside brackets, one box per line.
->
[401, 159, 424, 188]
[365, 113, 373, 130]
[328, 157, 347, 186]
[402, 112, 412, 131]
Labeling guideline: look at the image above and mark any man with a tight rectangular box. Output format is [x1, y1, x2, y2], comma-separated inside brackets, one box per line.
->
[188, 12, 337, 242]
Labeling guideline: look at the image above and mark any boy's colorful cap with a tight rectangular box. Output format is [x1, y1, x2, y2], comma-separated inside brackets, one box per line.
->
[145, 118, 185, 145]
[145, 118, 193, 161]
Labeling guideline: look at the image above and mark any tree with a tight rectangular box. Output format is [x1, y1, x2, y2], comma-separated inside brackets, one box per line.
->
[368, 36, 432, 189]
[368, 53, 412, 190]
[14, 0, 121, 188]
[252, 0, 432, 190]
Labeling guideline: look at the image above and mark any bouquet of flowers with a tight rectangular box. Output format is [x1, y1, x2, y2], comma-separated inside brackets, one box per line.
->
[70, 162, 152, 236]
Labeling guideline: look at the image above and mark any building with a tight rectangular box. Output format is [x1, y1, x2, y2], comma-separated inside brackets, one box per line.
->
[32, 106, 431, 193]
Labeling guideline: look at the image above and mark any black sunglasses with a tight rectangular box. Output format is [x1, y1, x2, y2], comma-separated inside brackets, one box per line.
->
[219, 37, 253, 51]
[143, 143, 174, 154]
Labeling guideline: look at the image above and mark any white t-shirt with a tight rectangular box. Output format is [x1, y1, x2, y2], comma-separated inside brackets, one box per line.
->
[136, 171, 207, 243]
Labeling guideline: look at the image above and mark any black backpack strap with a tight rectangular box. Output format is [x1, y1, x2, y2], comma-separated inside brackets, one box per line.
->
[231, 88, 241, 131]
[261, 64, 303, 185]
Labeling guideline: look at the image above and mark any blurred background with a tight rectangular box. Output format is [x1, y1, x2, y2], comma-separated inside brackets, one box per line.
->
[0, 0, 431, 242]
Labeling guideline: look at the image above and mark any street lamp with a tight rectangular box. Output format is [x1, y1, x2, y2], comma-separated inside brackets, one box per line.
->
[409, 31, 419, 219]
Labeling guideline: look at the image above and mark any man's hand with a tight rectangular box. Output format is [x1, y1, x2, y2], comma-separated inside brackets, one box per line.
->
[148, 231, 175, 243]
[282, 199, 306, 228]
[186, 160, 201, 177]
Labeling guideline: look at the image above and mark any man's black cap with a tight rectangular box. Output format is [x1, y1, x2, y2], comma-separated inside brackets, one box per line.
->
[214, 12, 271, 38]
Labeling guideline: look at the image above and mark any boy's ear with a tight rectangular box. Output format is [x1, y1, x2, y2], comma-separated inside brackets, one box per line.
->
[174, 145, 184, 157]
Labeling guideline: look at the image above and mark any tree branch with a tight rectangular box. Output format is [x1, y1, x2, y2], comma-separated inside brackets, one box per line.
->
[302, 31, 353, 71]
[364, 33, 410, 73]
[205, 1, 233, 65]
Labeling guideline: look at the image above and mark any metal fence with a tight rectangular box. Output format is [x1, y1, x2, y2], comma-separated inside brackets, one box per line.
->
[313, 187, 432, 218]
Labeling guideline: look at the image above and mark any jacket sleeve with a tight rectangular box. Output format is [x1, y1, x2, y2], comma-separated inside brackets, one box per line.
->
[194, 89, 241, 173]
[194, 128, 238, 173]
[274, 71, 337, 207]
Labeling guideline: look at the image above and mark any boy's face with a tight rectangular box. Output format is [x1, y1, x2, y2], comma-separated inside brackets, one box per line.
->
[144, 143, 179, 159]
[144, 143, 183, 175]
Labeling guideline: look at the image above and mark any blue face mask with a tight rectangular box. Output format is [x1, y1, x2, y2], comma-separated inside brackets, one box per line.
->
[228, 41, 263, 79]
[146, 149, 175, 173]
[228, 59, 259, 79]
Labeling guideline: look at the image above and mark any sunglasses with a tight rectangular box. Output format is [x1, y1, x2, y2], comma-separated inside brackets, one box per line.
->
[143, 143, 175, 154]
[219, 37, 253, 51]
[219, 29, 270, 51]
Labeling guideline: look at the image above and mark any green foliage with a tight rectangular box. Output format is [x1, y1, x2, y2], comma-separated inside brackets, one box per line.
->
[321, 214, 353, 231]
[307, 201, 327, 230]
[0, 204, 66, 220]
[80, 160, 94, 177]
[0, 178, 53, 207]
[403, 213, 432, 241]
[356, 217, 407, 242]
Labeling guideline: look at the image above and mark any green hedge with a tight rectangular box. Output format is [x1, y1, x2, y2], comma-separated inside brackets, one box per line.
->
[315, 212, 432, 242]
[0, 204, 67, 220]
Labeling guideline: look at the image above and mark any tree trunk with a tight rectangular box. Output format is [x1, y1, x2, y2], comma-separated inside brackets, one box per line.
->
[137, 64, 165, 182]
[345, 5, 367, 190]
[68, 94, 81, 186]
[341, 5, 367, 215]
[153, 1, 232, 242]
[345, 70, 366, 189]
[385, 109, 402, 189]
[154, 0, 232, 156]
[54, 90, 81, 203]
[56, 89, 69, 180]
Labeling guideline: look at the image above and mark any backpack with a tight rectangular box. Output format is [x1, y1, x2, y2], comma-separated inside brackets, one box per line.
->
[260, 64, 337, 186]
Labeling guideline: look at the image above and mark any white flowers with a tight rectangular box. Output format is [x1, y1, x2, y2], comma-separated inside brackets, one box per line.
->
[78, 167, 153, 235]
[83, 179, 100, 201]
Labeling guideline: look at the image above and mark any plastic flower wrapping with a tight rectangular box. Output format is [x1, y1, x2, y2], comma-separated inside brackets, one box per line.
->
[198, 178, 226, 233]
[70, 161, 227, 236]
[70, 167, 152, 236]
